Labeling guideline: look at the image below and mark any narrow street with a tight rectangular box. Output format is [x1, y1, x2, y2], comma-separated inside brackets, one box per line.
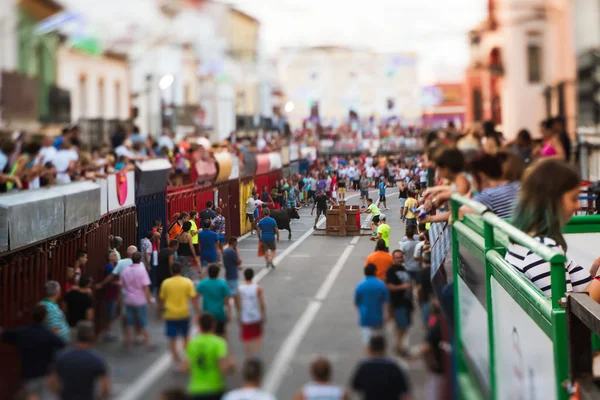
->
[96, 188, 429, 399]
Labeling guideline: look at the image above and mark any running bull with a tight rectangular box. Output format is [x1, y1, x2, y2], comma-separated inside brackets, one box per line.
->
[270, 207, 301, 239]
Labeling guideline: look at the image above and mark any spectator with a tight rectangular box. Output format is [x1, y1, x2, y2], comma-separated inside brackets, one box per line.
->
[417, 251, 433, 327]
[120, 252, 155, 350]
[400, 225, 420, 281]
[168, 213, 189, 242]
[50, 321, 111, 400]
[223, 237, 243, 296]
[364, 239, 393, 280]
[160, 262, 199, 366]
[177, 221, 200, 279]
[140, 231, 154, 271]
[385, 251, 413, 356]
[294, 356, 349, 400]
[64, 274, 94, 337]
[350, 336, 412, 400]
[102, 250, 119, 341]
[66, 249, 88, 292]
[258, 208, 279, 269]
[235, 268, 266, 358]
[354, 264, 389, 346]
[40, 281, 70, 343]
[109, 236, 123, 262]
[199, 218, 220, 274]
[189, 211, 200, 254]
[200, 201, 217, 222]
[160, 388, 190, 400]
[184, 313, 235, 399]
[0, 304, 65, 399]
[422, 301, 444, 400]
[157, 240, 179, 293]
[213, 207, 227, 251]
[223, 359, 275, 400]
[196, 264, 232, 339]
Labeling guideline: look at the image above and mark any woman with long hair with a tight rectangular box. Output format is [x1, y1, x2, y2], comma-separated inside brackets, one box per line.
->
[538, 119, 566, 160]
[505, 159, 600, 301]
[176, 221, 199, 278]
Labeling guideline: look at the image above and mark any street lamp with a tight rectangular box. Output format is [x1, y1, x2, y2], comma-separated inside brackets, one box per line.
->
[159, 74, 175, 131]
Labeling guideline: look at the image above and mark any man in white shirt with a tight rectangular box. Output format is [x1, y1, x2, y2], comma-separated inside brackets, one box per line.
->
[223, 359, 276, 400]
[39, 135, 57, 164]
[52, 142, 79, 184]
[245, 194, 263, 235]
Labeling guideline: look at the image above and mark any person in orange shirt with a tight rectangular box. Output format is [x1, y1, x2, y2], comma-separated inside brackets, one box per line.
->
[167, 213, 189, 242]
[365, 239, 394, 281]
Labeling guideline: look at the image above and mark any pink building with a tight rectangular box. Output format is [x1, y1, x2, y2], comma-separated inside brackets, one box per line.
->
[464, 0, 577, 140]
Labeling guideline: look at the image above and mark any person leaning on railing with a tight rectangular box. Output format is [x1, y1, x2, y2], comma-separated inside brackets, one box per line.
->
[504, 159, 600, 302]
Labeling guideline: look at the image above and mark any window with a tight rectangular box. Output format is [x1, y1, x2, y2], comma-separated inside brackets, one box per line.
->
[98, 78, 105, 118]
[79, 75, 87, 118]
[527, 33, 542, 83]
[115, 81, 121, 119]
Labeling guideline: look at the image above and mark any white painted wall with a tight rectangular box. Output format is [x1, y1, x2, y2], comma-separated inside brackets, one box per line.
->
[574, 0, 600, 55]
[56, 46, 130, 121]
[0, 0, 18, 129]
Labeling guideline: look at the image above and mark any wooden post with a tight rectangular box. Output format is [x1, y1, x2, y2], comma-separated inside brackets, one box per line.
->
[339, 200, 346, 236]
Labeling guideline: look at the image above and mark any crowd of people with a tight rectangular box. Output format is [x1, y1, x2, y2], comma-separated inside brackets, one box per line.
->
[1, 112, 595, 400]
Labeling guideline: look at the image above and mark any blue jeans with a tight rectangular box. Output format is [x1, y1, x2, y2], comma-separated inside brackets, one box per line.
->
[227, 279, 239, 296]
[420, 301, 431, 327]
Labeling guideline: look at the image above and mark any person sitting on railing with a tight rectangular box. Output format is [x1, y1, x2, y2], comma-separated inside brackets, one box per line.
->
[505, 159, 600, 301]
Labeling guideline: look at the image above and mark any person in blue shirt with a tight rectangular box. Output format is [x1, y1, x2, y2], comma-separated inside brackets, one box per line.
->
[198, 219, 220, 275]
[355, 263, 389, 346]
[196, 264, 232, 338]
[257, 208, 279, 269]
[377, 177, 388, 210]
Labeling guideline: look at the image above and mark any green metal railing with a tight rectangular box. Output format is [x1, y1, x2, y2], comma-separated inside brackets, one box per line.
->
[451, 194, 570, 400]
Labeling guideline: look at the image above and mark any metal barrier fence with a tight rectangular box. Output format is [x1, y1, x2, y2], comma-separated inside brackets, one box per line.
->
[136, 192, 167, 248]
[450, 194, 600, 400]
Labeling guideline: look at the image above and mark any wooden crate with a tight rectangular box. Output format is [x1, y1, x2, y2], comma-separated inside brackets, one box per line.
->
[319, 201, 366, 237]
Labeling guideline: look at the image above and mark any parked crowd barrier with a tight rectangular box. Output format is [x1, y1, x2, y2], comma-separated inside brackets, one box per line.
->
[450, 194, 600, 400]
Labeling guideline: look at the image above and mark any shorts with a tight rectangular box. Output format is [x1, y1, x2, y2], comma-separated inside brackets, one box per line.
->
[316, 207, 327, 216]
[216, 320, 226, 336]
[217, 235, 226, 244]
[125, 305, 148, 328]
[420, 182, 428, 189]
[227, 279, 239, 295]
[338, 187, 346, 194]
[379, 195, 386, 202]
[399, 198, 407, 208]
[246, 213, 255, 223]
[394, 307, 412, 329]
[372, 215, 380, 224]
[263, 241, 276, 251]
[360, 327, 383, 346]
[106, 299, 117, 320]
[166, 318, 190, 338]
[308, 190, 316, 199]
[406, 218, 417, 226]
[179, 256, 193, 277]
[360, 189, 368, 198]
[241, 322, 263, 341]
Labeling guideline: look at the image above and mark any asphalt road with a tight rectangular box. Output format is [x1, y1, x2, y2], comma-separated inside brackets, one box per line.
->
[97, 188, 429, 399]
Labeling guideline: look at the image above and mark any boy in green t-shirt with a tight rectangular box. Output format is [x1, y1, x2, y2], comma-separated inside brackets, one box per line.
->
[361, 198, 381, 235]
[372, 215, 391, 250]
[184, 313, 235, 398]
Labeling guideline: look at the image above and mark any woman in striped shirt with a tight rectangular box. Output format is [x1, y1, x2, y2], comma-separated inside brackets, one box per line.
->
[505, 159, 600, 300]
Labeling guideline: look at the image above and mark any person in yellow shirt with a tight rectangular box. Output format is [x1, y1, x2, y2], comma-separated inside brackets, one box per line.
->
[159, 262, 199, 366]
[189, 211, 200, 253]
[403, 191, 419, 227]
[372, 215, 391, 251]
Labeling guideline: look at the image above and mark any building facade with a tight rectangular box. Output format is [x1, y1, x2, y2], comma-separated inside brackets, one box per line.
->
[277, 46, 421, 128]
[464, 0, 576, 140]
[56, 46, 130, 145]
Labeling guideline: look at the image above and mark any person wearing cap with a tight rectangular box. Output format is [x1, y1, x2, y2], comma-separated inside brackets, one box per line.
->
[371, 214, 390, 251]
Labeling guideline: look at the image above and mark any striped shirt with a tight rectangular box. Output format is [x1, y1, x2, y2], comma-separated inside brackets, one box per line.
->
[40, 299, 70, 343]
[505, 237, 592, 296]
[473, 181, 520, 219]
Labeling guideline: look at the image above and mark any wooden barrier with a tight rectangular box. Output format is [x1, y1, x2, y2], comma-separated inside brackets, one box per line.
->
[317, 200, 364, 237]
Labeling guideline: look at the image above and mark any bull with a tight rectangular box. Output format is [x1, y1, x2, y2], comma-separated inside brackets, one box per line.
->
[269, 207, 301, 239]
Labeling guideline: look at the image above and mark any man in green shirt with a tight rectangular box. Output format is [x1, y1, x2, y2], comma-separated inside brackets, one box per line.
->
[185, 313, 235, 398]
[372, 215, 391, 250]
[361, 198, 381, 236]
